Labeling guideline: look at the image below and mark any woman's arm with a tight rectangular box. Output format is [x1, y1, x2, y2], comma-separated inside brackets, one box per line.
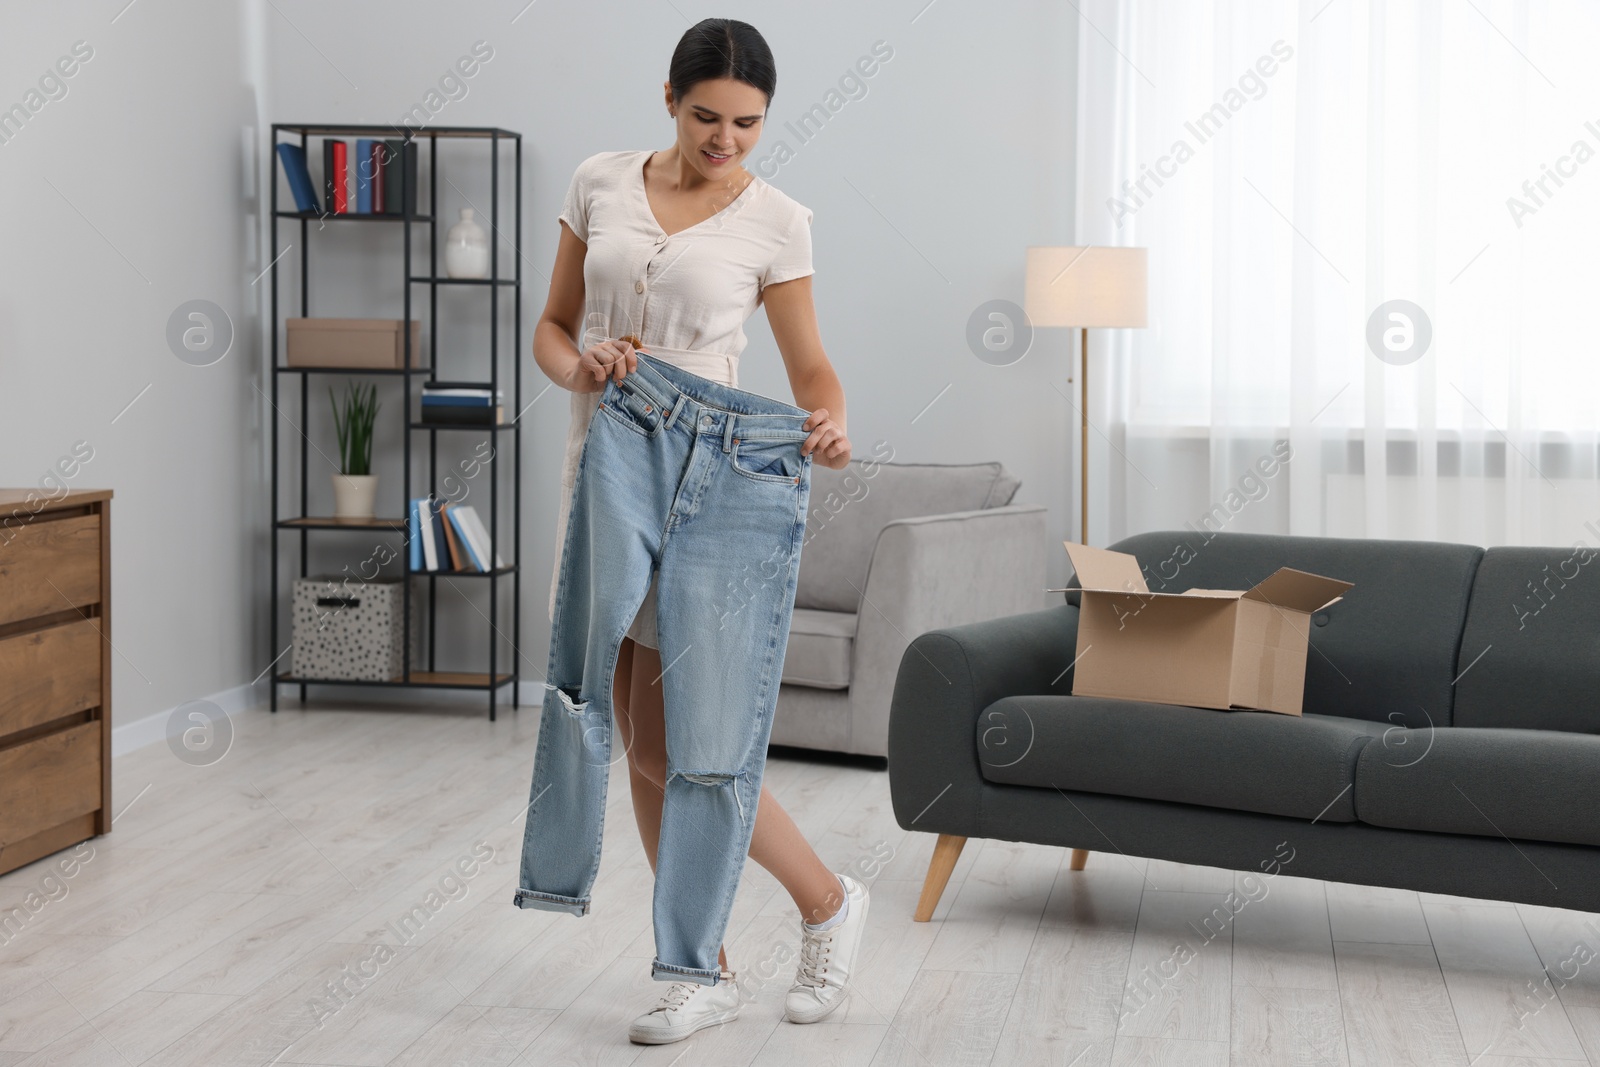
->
[764, 274, 851, 468]
[533, 221, 614, 392]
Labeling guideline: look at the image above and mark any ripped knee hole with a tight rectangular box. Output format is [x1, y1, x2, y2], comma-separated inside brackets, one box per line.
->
[669, 770, 754, 826]
[546, 682, 591, 715]
[677, 771, 738, 786]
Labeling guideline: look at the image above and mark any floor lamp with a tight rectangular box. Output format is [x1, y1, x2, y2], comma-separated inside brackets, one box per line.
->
[1024, 245, 1146, 875]
[1023, 246, 1148, 546]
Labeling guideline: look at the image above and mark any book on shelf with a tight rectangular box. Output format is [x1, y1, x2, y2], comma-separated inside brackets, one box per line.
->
[371, 141, 388, 212]
[421, 405, 506, 426]
[421, 394, 501, 407]
[418, 496, 440, 571]
[439, 502, 462, 569]
[422, 387, 502, 395]
[355, 138, 375, 213]
[410, 496, 448, 572]
[322, 139, 349, 214]
[423, 384, 503, 394]
[382, 138, 419, 216]
[274, 143, 321, 213]
[430, 499, 449, 566]
[408, 497, 426, 571]
[469, 506, 506, 569]
[422, 382, 501, 397]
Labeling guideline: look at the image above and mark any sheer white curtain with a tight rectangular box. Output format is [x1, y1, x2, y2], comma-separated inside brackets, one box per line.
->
[1075, 0, 1600, 550]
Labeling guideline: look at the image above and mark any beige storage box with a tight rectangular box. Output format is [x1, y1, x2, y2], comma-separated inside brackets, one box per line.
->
[286, 318, 423, 369]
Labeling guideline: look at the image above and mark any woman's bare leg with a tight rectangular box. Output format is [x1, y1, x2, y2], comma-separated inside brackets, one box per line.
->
[613, 637, 653, 861]
[613, 637, 847, 973]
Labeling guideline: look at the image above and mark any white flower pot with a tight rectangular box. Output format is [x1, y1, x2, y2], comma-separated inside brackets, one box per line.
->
[445, 208, 490, 279]
[332, 473, 378, 523]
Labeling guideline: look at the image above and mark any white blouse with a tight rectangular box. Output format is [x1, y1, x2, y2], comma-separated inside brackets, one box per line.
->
[547, 149, 816, 623]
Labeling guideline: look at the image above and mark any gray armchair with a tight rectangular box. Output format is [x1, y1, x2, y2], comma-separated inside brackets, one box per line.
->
[771, 460, 1046, 759]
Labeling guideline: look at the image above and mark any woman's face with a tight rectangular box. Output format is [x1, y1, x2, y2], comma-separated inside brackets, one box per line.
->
[670, 77, 768, 176]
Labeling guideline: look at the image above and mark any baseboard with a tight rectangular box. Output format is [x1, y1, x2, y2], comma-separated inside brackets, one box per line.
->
[110, 678, 270, 758]
[113, 679, 536, 757]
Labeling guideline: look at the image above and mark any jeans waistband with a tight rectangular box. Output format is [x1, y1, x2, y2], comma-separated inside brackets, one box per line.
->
[620, 353, 812, 442]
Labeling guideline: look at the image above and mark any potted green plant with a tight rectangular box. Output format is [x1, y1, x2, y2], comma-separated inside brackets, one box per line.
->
[330, 380, 381, 522]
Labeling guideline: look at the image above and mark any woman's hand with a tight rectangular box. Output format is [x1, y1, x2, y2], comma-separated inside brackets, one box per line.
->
[801, 408, 851, 469]
[570, 337, 648, 392]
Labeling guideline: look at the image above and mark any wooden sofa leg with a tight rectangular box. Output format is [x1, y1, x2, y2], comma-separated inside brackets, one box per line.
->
[914, 834, 967, 921]
[1069, 849, 1090, 871]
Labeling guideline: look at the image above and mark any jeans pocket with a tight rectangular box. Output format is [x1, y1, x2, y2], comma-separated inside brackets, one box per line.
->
[730, 436, 807, 483]
[598, 378, 662, 438]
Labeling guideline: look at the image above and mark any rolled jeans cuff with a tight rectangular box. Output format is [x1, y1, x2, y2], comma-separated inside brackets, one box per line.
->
[512, 887, 590, 916]
[651, 958, 727, 986]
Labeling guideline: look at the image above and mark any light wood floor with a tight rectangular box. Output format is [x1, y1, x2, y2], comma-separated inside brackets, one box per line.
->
[4, 698, 1599, 1066]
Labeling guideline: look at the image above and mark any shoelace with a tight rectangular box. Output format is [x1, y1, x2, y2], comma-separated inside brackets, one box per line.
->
[649, 981, 701, 1013]
[793, 928, 835, 989]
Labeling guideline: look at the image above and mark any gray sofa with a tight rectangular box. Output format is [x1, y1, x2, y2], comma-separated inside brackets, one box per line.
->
[771, 460, 1047, 759]
[889, 528, 1600, 919]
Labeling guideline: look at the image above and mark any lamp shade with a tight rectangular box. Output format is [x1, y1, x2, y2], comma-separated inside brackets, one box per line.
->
[1024, 246, 1148, 328]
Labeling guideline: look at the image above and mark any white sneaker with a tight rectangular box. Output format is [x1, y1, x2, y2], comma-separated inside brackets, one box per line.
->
[785, 873, 870, 1024]
[627, 971, 741, 1044]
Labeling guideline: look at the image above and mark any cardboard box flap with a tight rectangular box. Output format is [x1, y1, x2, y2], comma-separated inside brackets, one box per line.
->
[1060, 541, 1149, 594]
[1180, 588, 1248, 599]
[1240, 567, 1354, 613]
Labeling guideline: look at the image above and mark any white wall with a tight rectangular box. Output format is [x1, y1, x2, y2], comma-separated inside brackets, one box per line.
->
[0, 0, 1081, 723]
[0, 1, 264, 731]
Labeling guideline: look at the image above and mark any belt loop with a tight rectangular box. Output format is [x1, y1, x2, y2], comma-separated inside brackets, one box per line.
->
[664, 392, 687, 430]
[723, 413, 736, 453]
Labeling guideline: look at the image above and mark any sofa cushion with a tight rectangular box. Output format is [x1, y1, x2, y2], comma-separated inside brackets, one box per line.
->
[1063, 530, 1484, 730]
[1354, 727, 1600, 847]
[976, 695, 1389, 822]
[1451, 546, 1600, 733]
[780, 608, 855, 689]
[797, 461, 1021, 613]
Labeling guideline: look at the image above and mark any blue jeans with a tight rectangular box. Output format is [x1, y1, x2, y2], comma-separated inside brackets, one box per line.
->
[514, 352, 815, 987]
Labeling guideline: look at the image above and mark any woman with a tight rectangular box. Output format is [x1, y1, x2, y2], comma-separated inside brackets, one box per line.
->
[529, 18, 871, 1046]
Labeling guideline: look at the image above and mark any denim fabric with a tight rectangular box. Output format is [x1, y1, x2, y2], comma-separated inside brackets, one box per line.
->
[514, 352, 815, 986]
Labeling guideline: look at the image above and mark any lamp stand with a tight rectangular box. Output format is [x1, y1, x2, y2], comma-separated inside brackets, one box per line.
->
[1080, 327, 1090, 545]
[1072, 324, 1093, 875]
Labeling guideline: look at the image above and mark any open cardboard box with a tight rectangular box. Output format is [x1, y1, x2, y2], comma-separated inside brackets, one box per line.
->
[1047, 542, 1353, 715]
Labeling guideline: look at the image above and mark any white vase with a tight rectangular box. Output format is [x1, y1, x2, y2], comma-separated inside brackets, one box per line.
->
[445, 208, 490, 279]
[332, 473, 378, 523]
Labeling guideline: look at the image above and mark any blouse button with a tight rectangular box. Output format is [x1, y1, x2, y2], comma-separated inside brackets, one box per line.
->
[655, 233, 667, 244]
[635, 280, 645, 294]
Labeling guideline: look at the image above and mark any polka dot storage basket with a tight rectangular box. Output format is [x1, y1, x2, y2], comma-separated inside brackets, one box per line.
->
[291, 575, 416, 682]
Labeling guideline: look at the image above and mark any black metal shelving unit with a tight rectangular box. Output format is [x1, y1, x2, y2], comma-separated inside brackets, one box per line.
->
[267, 123, 522, 720]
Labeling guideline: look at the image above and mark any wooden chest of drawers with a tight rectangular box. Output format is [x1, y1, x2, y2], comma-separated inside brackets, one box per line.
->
[0, 488, 112, 877]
